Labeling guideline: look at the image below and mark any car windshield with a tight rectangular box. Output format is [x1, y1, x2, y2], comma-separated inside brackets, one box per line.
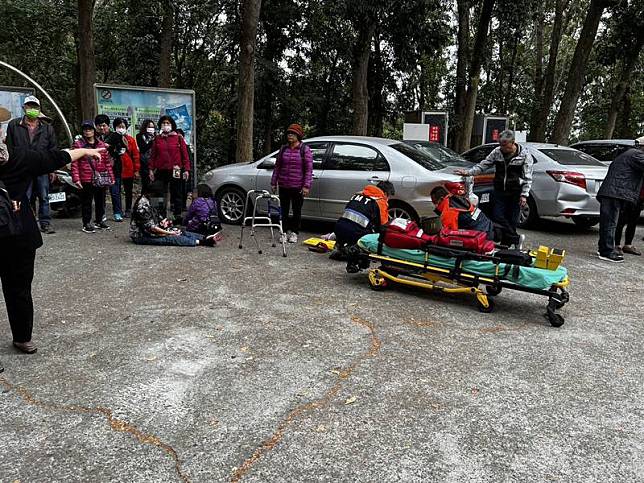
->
[390, 143, 446, 171]
[410, 142, 468, 163]
[538, 149, 605, 166]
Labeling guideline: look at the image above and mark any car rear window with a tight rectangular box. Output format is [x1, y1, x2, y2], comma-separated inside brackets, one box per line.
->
[538, 149, 605, 166]
[390, 143, 446, 171]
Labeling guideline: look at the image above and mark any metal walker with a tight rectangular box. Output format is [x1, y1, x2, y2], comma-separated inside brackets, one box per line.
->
[238, 189, 287, 257]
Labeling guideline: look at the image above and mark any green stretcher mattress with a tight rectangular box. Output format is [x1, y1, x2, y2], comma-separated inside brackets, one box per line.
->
[357, 234, 568, 291]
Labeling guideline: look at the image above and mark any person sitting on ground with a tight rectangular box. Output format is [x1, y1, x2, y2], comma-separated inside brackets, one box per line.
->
[129, 182, 220, 247]
[329, 181, 395, 260]
[430, 186, 495, 240]
[184, 183, 222, 236]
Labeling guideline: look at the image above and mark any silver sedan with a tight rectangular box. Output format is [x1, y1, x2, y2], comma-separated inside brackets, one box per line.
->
[461, 143, 608, 228]
[203, 136, 464, 225]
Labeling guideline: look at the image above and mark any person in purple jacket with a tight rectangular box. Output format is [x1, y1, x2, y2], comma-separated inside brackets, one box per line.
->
[184, 183, 222, 235]
[271, 123, 313, 243]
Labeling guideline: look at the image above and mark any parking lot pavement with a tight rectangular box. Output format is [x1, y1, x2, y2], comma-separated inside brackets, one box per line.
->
[0, 217, 642, 482]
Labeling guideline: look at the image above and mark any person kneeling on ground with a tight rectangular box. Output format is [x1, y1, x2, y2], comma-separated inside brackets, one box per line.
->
[330, 181, 395, 262]
[184, 183, 222, 236]
[430, 186, 494, 238]
[129, 182, 220, 247]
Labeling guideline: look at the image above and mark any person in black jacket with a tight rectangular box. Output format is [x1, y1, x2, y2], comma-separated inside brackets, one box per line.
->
[0, 106, 105, 359]
[5, 96, 58, 234]
[136, 119, 156, 192]
[596, 138, 644, 262]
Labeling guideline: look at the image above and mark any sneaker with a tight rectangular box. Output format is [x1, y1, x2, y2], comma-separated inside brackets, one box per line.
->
[95, 221, 111, 230]
[287, 232, 298, 243]
[622, 245, 641, 256]
[40, 224, 55, 234]
[597, 252, 624, 263]
[82, 224, 96, 233]
[114, 213, 123, 222]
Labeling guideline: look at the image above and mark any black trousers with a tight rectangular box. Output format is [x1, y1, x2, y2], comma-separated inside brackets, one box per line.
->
[615, 200, 643, 246]
[598, 197, 627, 256]
[123, 177, 135, 212]
[279, 187, 304, 233]
[156, 169, 184, 217]
[80, 183, 106, 225]
[0, 246, 36, 343]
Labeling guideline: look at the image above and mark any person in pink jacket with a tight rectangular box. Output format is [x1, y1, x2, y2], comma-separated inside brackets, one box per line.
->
[71, 120, 114, 233]
[270, 123, 313, 243]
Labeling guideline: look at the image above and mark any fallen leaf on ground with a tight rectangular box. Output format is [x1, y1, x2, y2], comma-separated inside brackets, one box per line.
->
[240, 346, 250, 353]
[176, 278, 188, 282]
[330, 368, 342, 376]
[144, 356, 157, 362]
[345, 396, 357, 405]
[314, 424, 327, 433]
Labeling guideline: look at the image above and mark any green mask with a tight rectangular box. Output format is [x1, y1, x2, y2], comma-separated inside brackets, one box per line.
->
[25, 108, 40, 119]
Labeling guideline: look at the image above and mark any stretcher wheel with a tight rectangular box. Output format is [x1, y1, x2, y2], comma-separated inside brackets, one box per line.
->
[368, 271, 388, 291]
[486, 285, 502, 296]
[546, 308, 565, 327]
[476, 294, 495, 313]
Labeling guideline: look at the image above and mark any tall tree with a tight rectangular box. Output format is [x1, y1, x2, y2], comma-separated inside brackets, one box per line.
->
[77, 0, 97, 120]
[236, 0, 262, 163]
[458, 0, 495, 152]
[159, 0, 174, 88]
[349, 5, 378, 135]
[529, 0, 570, 141]
[551, 0, 609, 144]
[451, 0, 470, 150]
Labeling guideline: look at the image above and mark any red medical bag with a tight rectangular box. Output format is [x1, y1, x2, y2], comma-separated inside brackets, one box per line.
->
[432, 228, 495, 254]
[381, 218, 434, 249]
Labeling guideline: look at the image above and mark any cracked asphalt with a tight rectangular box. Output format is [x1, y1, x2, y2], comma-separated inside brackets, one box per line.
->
[0, 216, 642, 482]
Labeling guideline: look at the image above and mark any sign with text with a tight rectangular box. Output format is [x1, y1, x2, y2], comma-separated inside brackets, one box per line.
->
[422, 112, 448, 146]
[0, 86, 34, 129]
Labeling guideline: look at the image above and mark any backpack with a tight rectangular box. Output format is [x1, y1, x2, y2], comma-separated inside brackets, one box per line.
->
[0, 180, 19, 238]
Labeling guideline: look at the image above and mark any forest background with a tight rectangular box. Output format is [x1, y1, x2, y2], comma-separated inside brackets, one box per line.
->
[1, 0, 642, 173]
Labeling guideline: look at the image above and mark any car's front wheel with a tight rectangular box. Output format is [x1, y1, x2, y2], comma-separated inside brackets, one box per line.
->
[217, 186, 247, 225]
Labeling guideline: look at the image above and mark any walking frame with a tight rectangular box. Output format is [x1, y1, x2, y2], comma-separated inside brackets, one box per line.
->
[238, 189, 287, 257]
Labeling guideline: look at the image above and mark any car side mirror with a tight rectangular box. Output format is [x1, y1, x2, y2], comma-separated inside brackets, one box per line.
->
[259, 158, 276, 169]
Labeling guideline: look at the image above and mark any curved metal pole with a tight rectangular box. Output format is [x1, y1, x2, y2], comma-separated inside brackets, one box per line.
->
[0, 60, 73, 145]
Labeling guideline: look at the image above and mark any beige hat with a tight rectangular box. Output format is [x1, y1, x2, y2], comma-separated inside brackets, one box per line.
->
[0, 107, 11, 123]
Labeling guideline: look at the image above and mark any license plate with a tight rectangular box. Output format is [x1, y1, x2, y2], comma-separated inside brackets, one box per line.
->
[48, 192, 66, 203]
[480, 193, 490, 203]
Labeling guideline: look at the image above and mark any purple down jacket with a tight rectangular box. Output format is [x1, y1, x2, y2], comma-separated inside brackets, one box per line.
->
[271, 143, 313, 190]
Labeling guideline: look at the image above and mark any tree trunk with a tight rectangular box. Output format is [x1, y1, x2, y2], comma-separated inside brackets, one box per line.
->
[78, 0, 96, 121]
[451, 0, 470, 151]
[551, 0, 607, 144]
[236, 0, 262, 163]
[605, 34, 644, 138]
[368, 30, 384, 138]
[458, 0, 495, 153]
[528, 2, 545, 140]
[158, 0, 174, 88]
[351, 21, 376, 136]
[532, 0, 569, 141]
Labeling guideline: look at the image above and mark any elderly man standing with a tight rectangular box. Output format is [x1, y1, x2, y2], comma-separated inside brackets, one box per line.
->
[595, 136, 644, 263]
[5, 96, 58, 234]
[456, 129, 533, 246]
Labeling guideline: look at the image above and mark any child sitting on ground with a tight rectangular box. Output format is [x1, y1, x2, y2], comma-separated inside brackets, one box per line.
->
[184, 183, 222, 236]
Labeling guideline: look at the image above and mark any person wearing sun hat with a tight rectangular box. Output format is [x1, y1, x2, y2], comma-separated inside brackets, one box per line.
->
[270, 123, 313, 243]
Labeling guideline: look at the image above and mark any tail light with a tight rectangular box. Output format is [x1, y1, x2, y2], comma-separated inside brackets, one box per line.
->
[445, 181, 466, 195]
[547, 171, 587, 191]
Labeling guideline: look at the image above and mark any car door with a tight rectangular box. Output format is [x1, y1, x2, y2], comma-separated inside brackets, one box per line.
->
[317, 142, 390, 219]
[255, 141, 329, 217]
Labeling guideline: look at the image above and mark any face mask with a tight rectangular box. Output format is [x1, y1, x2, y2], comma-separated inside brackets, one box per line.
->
[146, 127, 155, 135]
[116, 127, 127, 135]
[25, 108, 40, 119]
[161, 125, 172, 133]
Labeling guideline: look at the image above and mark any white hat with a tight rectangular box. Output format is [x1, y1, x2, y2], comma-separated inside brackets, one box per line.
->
[635, 136, 644, 146]
[23, 95, 40, 106]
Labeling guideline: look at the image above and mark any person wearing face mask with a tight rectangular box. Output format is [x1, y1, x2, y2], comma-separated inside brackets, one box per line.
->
[5, 96, 58, 234]
[455, 130, 533, 247]
[0, 106, 106, 357]
[109, 118, 140, 218]
[148, 115, 190, 221]
[136, 119, 156, 192]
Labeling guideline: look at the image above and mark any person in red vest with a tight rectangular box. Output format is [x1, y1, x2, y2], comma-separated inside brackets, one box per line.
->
[430, 186, 495, 241]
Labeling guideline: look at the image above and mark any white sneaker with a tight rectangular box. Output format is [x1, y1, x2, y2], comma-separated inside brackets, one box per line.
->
[287, 232, 298, 244]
